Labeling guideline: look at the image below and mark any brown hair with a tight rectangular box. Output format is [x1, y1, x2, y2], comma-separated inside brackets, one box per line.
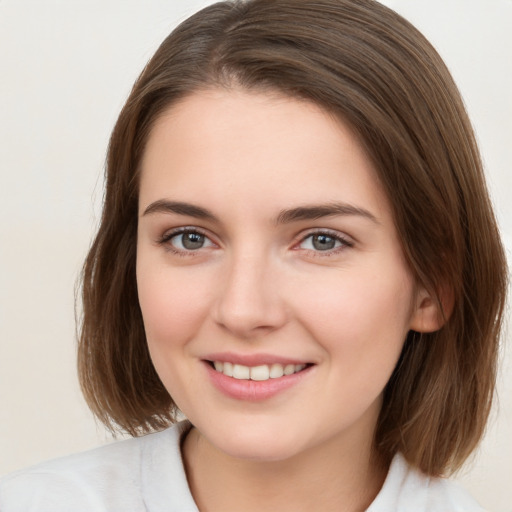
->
[78, 0, 507, 476]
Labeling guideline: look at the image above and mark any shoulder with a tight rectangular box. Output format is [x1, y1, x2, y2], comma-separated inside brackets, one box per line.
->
[368, 453, 486, 512]
[0, 421, 196, 512]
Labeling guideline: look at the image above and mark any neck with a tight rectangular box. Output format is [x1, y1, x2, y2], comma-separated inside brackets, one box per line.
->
[182, 424, 387, 512]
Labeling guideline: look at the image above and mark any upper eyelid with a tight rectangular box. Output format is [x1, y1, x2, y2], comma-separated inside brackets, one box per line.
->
[159, 225, 213, 242]
[157, 227, 217, 256]
[156, 226, 354, 249]
[294, 228, 354, 245]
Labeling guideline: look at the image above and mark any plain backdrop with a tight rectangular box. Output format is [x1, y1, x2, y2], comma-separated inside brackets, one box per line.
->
[0, 1, 511, 510]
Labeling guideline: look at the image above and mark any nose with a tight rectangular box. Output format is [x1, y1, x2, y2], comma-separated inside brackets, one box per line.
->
[213, 250, 288, 339]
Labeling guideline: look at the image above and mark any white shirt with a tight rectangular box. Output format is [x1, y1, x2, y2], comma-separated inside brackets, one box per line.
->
[0, 421, 485, 511]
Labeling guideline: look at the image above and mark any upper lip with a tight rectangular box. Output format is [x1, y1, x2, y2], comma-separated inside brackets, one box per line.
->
[203, 352, 312, 367]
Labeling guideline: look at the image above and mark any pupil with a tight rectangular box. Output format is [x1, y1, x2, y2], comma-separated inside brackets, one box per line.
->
[182, 232, 204, 250]
[313, 234, 335, 250]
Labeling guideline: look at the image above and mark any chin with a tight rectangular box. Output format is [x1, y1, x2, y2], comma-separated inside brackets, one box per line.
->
[201, 421, 305, 462]
[219, 439, 300, 462]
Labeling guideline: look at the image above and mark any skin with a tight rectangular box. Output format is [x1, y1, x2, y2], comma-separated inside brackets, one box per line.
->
[136, 88, 440, 512]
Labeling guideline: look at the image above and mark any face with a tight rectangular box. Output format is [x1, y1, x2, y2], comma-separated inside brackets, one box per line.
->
[136, 88, 428, 462]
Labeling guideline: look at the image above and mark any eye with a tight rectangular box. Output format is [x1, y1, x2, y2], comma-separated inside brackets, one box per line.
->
[160, 228, 215, 252]
[298, 232, 352, 252]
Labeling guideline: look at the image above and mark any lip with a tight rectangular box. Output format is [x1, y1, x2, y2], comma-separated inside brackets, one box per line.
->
[203, 359, 314, 401]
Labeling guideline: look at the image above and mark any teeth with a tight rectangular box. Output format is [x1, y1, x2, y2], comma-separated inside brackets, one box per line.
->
[269, 363, 284, 379]
[212, 361, 307, 381]
[284, 364, 295, 375]
[250, 365, 270, 381]
[232, 364, 250, 380]
[223, 362, 233, 377]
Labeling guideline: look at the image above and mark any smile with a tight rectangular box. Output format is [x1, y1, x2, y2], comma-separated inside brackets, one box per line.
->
[204, 358, 314, 401]
[211, 361, 307, 381]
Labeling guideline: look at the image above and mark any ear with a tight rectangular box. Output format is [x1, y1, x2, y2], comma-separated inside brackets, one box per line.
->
[409, 284, 454, 333]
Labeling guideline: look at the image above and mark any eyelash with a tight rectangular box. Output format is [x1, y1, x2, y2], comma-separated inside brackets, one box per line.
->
[157, 227, 354, 257]
[295, 229, 354, 257]
[157, 227, 215, 256]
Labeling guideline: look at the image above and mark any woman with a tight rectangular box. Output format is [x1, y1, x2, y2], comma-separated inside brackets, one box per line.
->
[0, 0, 506, 510]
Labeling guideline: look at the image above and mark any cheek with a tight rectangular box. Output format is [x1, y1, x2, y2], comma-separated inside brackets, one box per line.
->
[291, 265, 415, 367]
[136, 261, 214, 350]
[136, 261, 217, 406]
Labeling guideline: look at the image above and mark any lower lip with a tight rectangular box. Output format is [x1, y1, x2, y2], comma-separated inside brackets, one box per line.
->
[204, 362, 313, 401]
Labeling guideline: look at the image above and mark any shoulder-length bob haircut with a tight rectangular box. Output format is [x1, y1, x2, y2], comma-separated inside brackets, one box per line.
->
[78, 0, 507, 476]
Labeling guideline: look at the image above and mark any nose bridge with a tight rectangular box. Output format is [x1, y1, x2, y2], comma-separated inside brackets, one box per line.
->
[214, 244, 287, 338]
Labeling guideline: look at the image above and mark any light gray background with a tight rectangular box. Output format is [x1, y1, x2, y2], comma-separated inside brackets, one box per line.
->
[0, 1, 511, 510]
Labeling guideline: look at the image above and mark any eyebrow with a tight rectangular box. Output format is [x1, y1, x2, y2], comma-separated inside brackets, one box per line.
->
[142, 200, 218, 221]
[276, 203, 379, 225]
[142, 199, 378, 225]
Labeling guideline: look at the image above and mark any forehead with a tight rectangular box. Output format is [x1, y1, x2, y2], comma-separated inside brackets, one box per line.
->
[138, 88, 391, 222]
